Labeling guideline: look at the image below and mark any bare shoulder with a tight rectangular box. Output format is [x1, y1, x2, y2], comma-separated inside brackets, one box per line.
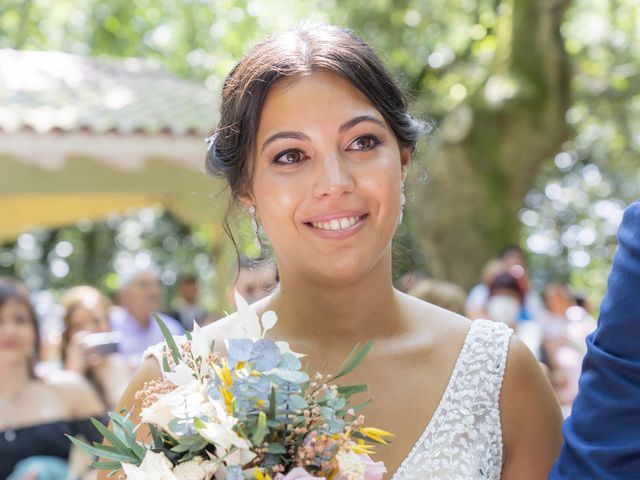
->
[44, 370, 105, 419]
[500, 336, 563, 479]
[396, 290, 472, 350]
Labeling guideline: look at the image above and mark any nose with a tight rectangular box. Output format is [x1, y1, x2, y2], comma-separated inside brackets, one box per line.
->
[311, 152, 355, 199]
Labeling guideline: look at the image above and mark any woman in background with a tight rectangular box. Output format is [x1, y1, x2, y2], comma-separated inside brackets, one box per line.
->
[60, 286, 131, 409]
[0, 284, 105, 479]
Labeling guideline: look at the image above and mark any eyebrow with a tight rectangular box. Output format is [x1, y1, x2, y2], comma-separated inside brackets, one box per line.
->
[259, 114, 387, 154]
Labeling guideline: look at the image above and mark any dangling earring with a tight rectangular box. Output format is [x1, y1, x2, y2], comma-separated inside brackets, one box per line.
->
[398, 182, 406, 225]
[248, 205, 261, 252]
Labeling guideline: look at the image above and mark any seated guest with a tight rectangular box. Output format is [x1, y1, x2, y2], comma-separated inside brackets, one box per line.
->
[408, 278, 467, 315]
[228, 257, 278, 305]
[0, 284, 105, 479]
[110, 269, 183, 361]
[540, 283, 596, 408]
[60, 286, 131, 409]
[169, 274, 208, 331]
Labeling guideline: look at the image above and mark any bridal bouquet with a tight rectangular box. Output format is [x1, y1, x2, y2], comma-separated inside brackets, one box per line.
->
[68, 293, 392, 480]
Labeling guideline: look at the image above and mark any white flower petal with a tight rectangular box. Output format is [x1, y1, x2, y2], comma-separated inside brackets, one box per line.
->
[232, 290, 262, 339]
[260, 311, 278, 337]
[191, 321, 212, 361]
[165, 362, 196, 386]
[122, 463, 148, 480]
[276, 341, 306, 358]
[127, 451, 179, 480]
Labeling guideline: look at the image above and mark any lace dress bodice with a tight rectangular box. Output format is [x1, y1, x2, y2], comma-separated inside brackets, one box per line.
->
[143, 319, 512, 480]
[391, 319, 512, 480]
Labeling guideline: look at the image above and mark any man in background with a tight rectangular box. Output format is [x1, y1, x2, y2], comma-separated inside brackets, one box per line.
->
[170, 274, 208, 330]
[110, 269, 183, 361]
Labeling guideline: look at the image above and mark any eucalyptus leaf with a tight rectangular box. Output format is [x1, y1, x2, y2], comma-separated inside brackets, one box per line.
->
[153, 313, 182, 364]
[333, 341, 373, 381]
[267, 443, 287, 454]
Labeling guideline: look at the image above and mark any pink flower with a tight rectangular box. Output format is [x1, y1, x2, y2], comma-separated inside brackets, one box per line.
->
[274, 467, 325, 480]
[334, 451, 387, 480]
[359, 454, 387, 480]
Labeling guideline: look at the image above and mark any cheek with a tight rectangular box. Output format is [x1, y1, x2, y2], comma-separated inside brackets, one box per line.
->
[253, 174, 305, 235]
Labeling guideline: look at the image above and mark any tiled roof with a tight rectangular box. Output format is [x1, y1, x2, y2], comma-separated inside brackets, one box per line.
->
[0, 49, 217, 136]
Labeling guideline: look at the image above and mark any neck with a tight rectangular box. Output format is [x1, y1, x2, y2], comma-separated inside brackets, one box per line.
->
[0, 362, 30, 396]
[267, 250, 403, 346]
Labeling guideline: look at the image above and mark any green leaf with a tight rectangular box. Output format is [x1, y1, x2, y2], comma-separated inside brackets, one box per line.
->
[252, 411, 267, 445]
[336, 384, 368, 397]
[332, 341, 373, 380]
[148, 423, 165, 450]
[267, 443, 287, 454]
[89, 418, 139, 460]
[162, 345, 170, 373]
[91, 460, 123, 471]
[267, 386, 277, 420]
[111, 414, 146, 460]
[154, 313, 182, 363]
[66, 435, 137, 464]
[336, 399, 371, 417]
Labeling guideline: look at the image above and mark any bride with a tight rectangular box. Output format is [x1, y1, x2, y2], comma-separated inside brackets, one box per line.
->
[110, 24, 562, 479]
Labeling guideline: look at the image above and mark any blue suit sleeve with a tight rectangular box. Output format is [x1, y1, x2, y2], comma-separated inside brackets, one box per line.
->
[550, 200, 640, 479]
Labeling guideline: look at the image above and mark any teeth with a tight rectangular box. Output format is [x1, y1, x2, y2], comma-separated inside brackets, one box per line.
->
[311, 216, 361, 231]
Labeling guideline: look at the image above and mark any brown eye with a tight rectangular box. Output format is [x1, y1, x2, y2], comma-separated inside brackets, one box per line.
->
[274, 149, 303, 165]
[348, 135, 380, 151]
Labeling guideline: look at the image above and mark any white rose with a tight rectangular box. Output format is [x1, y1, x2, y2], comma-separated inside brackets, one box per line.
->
[141, 380, 205, 435]
[172, 456, 219, 480]
[196, 399, 256, 466]
[122, 450, 178, 480]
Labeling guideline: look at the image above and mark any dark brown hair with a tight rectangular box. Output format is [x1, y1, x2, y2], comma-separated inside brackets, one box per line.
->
[0, 284, 40, 377]
[207, 23, 424, 197]
[206, 23, 426, 266]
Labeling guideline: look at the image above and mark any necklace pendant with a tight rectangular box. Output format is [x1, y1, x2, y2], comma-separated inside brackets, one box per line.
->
[4, 429, 16, 442]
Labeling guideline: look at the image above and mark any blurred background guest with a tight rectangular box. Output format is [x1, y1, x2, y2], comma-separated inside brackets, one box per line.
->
[408, 278, 467, 315]
[486, 269, 545, 360]
[169, 274, 208, 331]
[60, 286, 131, 409]
[110, 268, 183, 362]
[465, 258, 505, 319]
[0, 284, 105, 479]
[541, 282, 596, 408]
[228, 257, 278, 305]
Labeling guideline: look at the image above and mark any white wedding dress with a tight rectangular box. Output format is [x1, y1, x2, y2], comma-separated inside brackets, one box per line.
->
[390, 319, 512, 480]
[144, 318, 512, 480]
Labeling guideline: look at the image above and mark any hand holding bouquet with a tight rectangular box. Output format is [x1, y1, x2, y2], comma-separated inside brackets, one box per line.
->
[69, 293, 393, 480]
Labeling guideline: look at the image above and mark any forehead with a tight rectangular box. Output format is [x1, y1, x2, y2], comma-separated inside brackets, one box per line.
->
[0, 298, 30, 317]
[257, 71, 384, 135]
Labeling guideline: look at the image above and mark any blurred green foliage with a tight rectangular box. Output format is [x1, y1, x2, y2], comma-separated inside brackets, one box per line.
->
[0, 0, 638, 306]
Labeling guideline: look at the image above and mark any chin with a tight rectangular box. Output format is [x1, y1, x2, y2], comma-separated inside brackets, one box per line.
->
[309, 254, 380, 286]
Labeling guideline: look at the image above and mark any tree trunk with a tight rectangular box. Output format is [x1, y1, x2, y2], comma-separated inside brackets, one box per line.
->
[409, 0, 573, 290]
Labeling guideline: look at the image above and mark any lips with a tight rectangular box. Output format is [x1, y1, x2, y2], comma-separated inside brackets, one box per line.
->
[303, 211, 369, 238]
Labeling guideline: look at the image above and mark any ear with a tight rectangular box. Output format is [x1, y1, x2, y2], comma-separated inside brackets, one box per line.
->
[400, 147, 412, 182]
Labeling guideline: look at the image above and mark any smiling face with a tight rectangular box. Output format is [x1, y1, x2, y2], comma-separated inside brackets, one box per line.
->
[245, 71, 410, 285]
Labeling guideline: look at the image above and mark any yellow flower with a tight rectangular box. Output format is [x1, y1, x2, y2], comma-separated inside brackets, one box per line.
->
[349, 440, 376, 455]
[359, 427, 395, 444]
[255, 469, 272, 480]
[219, 385, 234, 412]
[213, 360, 233, 387]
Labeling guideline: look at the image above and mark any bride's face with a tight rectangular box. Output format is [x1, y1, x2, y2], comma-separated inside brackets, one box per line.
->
[246, 71, 410, 284]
